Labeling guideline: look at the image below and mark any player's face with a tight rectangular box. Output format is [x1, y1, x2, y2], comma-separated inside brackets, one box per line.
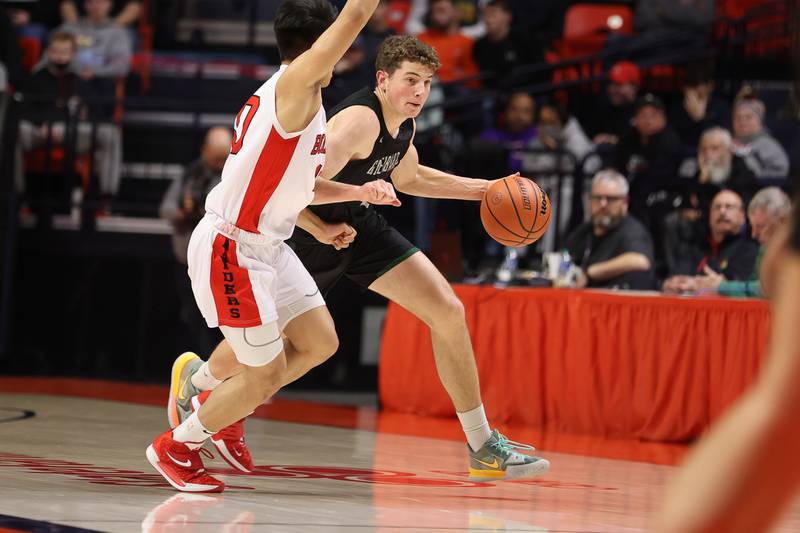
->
[379, 61, 434, 118]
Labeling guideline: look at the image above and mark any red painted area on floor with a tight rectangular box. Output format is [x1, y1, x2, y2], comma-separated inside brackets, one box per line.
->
[0, 377, 688, 466]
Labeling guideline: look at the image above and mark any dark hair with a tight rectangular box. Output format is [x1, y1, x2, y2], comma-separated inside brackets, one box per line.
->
[375, 35, 441, 75]
[274, 0, 338, 61]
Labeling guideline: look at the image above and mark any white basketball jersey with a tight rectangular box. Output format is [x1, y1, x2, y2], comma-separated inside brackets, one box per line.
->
[205, 65, 327, 241]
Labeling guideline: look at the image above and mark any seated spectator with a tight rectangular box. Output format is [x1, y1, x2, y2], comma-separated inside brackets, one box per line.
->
[693, 187, 791, 297]
[564, 170, 656, 290]
[17, 31, 122, 197]
[472, 0, 541, 88]
[682, 127, 758, 214]
[585, 61, 641, 146]
[60, 0, 141, 28]
[732, 90, 790, 179]
[613, 93, 684, 227]
[58, 0, 132, 82]
[417, 0, 479, 84]
[663, 189, 758, 290]
[525, 100, 593, 169]
[669, 60, 731, 147]
[160, 126, 230, 356]
[662, 127, 758, 275]
[407, 0, 487, 38]
[478, 91, 536, 172]
[522, 100, 594, 252]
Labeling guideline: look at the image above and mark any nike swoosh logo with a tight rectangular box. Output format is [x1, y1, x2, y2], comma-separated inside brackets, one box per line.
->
[234, 448, 243, 457]
[166, 452, 192, 468]
[177, 375, 191, 401]
[475, 457, 500, 469]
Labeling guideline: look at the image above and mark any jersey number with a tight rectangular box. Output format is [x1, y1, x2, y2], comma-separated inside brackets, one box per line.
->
[231, 95, 261, 155]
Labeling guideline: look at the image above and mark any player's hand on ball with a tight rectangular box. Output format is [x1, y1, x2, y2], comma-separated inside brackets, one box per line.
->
[360, 179, 401, 206]
[315, 222, 357, 250]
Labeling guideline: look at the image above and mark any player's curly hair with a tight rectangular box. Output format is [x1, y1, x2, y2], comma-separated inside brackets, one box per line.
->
[375, 36, 441, 76]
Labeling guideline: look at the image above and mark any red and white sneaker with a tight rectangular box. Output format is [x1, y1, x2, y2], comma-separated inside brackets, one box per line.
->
[191, 390, 254, 473]
[146, 430, 225, 493]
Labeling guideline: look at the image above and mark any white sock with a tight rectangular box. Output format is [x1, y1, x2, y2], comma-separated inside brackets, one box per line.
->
[172, 411, 214, 449]
[457, 404, 492, 452]
[191, 362, 222, 391]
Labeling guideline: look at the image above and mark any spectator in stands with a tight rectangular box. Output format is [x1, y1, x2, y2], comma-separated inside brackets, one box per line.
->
[732, 91, 790, 179]
[478, 91, 536, 172]
[669, 60, 731, 147]
[523, 100, 595, 253]
[662, 127, 758, 275]
[613, 93, 684, 226]
[588, 61, 641, 146]
[406, 0, 487, 38]
[692, 187, 791, 297]
[17, 31, 122, 197]
[686, 127, 758, 211]
[60, 0, 141, 28]
[663, 189, 758, 290]
[525, 100, 593, 169]
[159, 126, 231, 356]
[58, 0, 132, 81]
[472, 0, 541, 88]
[564, 170, 656, 290]
[417, 0, 479, 84]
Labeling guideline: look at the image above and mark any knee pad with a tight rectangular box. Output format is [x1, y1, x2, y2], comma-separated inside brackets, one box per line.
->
[220, 321, 284, 367]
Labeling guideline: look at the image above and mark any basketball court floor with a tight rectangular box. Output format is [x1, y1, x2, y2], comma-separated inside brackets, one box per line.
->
[1, 377, 799, 532]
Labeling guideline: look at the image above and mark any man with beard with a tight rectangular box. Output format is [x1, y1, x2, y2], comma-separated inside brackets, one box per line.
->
[564, 169, 656, 290]
[663, 189, 758, 292]
[686, 127, 758, 213]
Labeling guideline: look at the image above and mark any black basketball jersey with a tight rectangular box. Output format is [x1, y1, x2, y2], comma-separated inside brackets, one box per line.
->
[308, 87, 414, 224]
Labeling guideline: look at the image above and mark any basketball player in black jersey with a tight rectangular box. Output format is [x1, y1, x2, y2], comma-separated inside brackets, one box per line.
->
[655, 198, 800, 532]
[172, 35, 549, 480]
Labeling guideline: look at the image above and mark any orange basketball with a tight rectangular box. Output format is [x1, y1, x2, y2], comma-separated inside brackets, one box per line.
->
[480, 176, 551, 246]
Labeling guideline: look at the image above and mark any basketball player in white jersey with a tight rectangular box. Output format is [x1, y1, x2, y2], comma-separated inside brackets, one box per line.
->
[145, 0, 395, 493]
[169, 36, 549, 482]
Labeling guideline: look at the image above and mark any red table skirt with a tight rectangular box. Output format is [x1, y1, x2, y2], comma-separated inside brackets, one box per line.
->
[378, 285, 771, 442]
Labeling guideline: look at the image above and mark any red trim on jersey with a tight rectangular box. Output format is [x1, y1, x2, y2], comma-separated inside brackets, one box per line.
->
[210, 234, 262, 327]
[235, 126, 301, 234]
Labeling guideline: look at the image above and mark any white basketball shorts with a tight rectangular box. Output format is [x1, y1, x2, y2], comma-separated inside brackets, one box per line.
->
[187, 214, 325, 331]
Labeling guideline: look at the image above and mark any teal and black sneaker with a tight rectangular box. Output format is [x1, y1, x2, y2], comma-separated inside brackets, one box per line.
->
[468, 430, 550, 481]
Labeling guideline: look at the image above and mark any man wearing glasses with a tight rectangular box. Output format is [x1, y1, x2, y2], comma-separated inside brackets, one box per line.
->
[564, 170, 656, 290]
[663, 189, 759, 294]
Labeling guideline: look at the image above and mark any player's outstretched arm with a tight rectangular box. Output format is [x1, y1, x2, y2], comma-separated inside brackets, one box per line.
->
[391, 144, 493, 200]
[310, 177, 400, 206]
[282, 0, 379, 92]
